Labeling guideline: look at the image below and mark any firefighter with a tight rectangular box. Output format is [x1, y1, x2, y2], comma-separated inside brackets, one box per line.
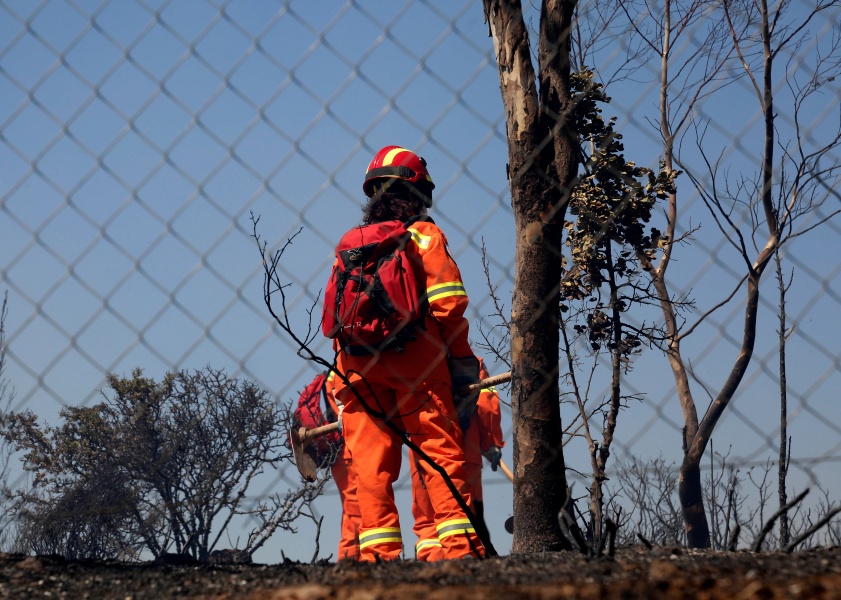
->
[328, 145, 485, 561]
[294, 371, 361, 561]
[410, 355, 505, 561]
[323, 371, 362, 561]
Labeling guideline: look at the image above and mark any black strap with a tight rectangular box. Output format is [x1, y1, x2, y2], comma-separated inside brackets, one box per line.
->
[320, 378, 337, 422]
[366, 166, 416, 181]
[404, 214, 428, 227]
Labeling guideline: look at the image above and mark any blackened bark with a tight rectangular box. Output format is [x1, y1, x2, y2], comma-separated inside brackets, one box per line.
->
[679, 454, 710, 548]
[483, 0, 578, 553]
[510, 216, 567, 553]
[776, 251, 790, 546]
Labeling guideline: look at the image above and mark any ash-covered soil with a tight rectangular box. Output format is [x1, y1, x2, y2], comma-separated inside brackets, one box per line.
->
[2, 546, 840, 599]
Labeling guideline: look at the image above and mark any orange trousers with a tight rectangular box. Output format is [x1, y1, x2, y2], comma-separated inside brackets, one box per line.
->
[410, 444, 484, 561]
[336, 376, 484, 562]
[330, 443, 361, 561]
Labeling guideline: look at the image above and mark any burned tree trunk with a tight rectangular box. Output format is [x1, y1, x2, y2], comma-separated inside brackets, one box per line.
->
[483, 0, 579, 553]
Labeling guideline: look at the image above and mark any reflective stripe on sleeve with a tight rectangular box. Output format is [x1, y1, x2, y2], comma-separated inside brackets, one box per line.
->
[435, 518, 475, 539]
[426, 281, 467, 303]
[359, 527, 402, 550]
[408, 228, 432, 250]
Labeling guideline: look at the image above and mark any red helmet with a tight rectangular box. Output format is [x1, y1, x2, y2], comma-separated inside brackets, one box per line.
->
[363, 145, 435, 201]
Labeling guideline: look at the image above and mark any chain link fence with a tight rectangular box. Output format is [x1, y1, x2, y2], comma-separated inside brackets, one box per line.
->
[2, 0, 840, 560]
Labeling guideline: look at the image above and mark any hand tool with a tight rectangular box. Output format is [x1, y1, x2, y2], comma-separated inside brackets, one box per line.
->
[291, 371, 512, 481]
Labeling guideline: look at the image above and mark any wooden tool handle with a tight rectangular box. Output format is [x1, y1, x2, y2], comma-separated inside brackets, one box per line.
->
[498, 457, 514, 483]
[460, 370, 512, 394]
[299, 422, 339, 442]
[301, 371, 512, 443]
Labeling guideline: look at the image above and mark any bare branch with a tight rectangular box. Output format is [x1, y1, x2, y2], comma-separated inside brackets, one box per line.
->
[679, 273, 748, 340]
[750, 488, 810, 552]
[785, 504, 841, 552]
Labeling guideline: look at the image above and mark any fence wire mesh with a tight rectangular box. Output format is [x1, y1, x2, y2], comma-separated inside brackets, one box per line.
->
[1, 0, 840, 560]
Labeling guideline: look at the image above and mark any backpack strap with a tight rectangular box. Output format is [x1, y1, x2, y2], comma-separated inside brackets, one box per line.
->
[404, 214, 430, 227]
[321, 376, 337, 422]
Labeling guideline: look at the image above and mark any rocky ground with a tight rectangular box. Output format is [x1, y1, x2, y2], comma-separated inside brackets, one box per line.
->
[2, 546, 841, 599]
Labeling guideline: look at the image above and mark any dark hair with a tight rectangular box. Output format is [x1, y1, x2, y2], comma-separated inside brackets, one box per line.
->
[362, 180, 432, 224]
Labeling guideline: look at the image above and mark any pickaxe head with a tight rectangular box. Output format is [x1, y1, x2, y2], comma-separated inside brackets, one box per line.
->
[290, 426, 319, 482]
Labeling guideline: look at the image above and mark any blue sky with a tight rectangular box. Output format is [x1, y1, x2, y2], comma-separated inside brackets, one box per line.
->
[2, 0, 841, 561]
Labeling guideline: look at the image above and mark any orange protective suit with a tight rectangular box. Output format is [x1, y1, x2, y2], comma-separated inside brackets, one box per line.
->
[332, 219, 485, 562]
[410, 356, 505, 561]
[463, 358, 505, 503]
[296, 372, 361, 561]
[323, 371, 362, 561]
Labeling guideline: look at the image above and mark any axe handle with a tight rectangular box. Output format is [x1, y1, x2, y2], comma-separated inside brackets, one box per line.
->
[298, 422, 339, 442]
[298, 371, 513, 443]
[498, 457, 514, 483]
[461, 370, 511, 393]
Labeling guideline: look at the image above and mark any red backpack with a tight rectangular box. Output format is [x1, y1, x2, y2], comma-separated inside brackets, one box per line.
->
[293, 373, 340, 463]
[322, 217, 427, 355]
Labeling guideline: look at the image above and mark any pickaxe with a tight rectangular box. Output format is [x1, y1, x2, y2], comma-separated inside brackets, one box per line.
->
[290, 371, 512, 482]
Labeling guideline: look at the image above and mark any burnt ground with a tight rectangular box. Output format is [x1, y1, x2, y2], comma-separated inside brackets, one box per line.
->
[2, 546, 841, 599]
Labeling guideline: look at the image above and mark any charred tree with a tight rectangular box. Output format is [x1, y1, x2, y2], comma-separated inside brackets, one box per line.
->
[482, 0, 579, 553]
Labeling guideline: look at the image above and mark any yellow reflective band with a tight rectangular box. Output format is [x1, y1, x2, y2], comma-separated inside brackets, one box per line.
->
[426, 282, 467, 303]
[436, 518, 475, 539]
[408, 228, 432, 250]
[415, 538, 443, 551]
[359, 527, 402, 550]
[481, 386, 497, 393]
[383, 147, 409, 165]
[359, 527, 401, 540]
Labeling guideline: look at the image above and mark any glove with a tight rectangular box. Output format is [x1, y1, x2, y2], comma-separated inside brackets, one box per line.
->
[448, 355, 480, 430]
[482, 446, 502, 471]
[458, 410, 472, 432]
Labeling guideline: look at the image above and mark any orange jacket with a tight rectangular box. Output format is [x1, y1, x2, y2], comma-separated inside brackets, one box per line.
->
[335, 218, 472, 383]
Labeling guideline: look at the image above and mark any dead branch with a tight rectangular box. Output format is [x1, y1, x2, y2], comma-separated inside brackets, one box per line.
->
[785, 504, 841, 553]
[751, 488, 810, 552]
